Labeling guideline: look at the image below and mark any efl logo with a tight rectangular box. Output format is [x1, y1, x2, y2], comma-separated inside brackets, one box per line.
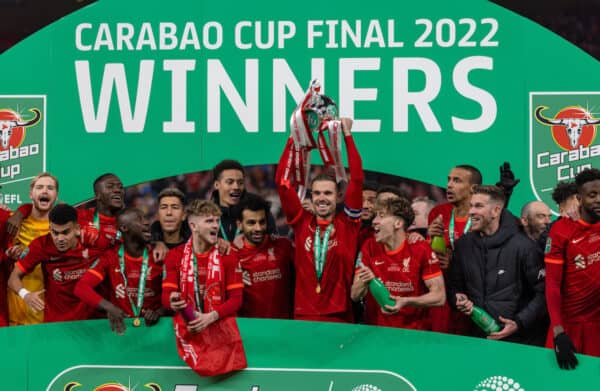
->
[529, 92, 600, 215]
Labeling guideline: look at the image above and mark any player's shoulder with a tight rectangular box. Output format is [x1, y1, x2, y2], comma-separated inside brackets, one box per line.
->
[408, 239, 432, 255]
[270, 235, 293, 249]
[164, 243, 185, 264]
[428, 203, 452, 222]
[0, 208, 11, 222]
[360, 237, 380, 255]
[548, 217, 579, 238]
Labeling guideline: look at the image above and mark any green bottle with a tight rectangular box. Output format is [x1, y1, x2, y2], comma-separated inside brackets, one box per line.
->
[369, 278, 396, 308]
[431, 236, 447, 253]
[470, 306, 501, 335]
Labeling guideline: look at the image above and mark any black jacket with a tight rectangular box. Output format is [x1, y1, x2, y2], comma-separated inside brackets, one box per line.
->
[448, 209, 547, 345]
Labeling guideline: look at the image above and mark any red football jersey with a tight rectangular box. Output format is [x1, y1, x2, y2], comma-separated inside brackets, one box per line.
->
[428, 202, 470, 248]
[359, 238, 442, 330]
[0, 209, 11, 327]
[427, 202, 472, 334]
[275, 134, 364, 321]
[237, 236, 293, 319]
[545, 218, 600, 322]
[162, 244, 243, 318]
[16, 235, 97, 323]
[84, 247, 163, 316]
[77, 208, 120, 249]
[290, 212, 361, 319]
[358, 225, 374, 252]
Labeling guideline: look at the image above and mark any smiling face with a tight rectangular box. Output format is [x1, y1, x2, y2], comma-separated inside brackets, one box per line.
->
[239, 209, 267, 246]
[469, 193, 502, 234]
[214, 169, 245, 207]
[311, 179, 338, 220]
[95, 175, 124, 212]
[30, 175, 58, 213]
[361, 189, 377, 221]
[372, 210, 402, 245]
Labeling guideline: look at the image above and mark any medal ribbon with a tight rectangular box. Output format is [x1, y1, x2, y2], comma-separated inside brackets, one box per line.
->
[118, 245, 149, 318]
[449, 208, 472, 249]
[313, 224, 334, 283]
[219, 220, 241, 242]
[192, 253, 204, 313]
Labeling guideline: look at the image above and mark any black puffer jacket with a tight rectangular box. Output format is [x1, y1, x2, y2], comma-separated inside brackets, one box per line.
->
[448, 209, 547, 345]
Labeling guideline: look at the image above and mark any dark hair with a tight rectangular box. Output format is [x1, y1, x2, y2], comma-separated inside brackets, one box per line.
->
[551, 181, 577, 205]
[363, 181, 378, 193]
[455, 165, 483, 185]
[49, 204, 78, 225]
[472, 185, 506, 204]
[213, 160, 244, 181]
[575, 168, 600, 191]
[158, 187, 185, 204]
[310, 173, 338, 191]
[93, 173, 120, 194]
[375, 197, 415, 228]
[237, 192, 271, 221]
[116, 207, 143, 228]
[376, 185, 407, 199]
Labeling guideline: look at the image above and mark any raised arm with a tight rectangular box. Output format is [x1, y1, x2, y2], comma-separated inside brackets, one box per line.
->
[341, 118, 363, 214]
[275, 137, 304, 224]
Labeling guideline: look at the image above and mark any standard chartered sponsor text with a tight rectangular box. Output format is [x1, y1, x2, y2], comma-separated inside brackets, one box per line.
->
[252, 269, 282, 283]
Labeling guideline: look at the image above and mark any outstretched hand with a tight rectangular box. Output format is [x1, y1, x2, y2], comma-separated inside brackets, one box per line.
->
[496, 162, 520, 194]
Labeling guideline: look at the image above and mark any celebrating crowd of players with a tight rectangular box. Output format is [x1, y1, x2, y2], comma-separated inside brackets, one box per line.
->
[0, 118, 598, 371]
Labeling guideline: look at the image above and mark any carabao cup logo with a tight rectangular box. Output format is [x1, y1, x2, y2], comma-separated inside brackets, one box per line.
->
[529, 93, 600, 215]
[534, 106, 599, 150]
[0, 108, 41, 150]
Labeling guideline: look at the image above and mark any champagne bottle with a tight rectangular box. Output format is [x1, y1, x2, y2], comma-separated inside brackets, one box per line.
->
[431, 236, 447, 253]
[369, 278, 396, 308]
[470, 306, 501, 335]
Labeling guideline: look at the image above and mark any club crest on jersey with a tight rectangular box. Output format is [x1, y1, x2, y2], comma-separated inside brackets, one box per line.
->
[530, 93, 600, 215]
[268, 247, 276, 261]
[402, 257, 410, 272]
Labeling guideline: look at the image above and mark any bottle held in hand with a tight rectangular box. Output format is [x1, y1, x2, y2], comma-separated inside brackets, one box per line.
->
[470, 306, 501, 335]
[431, 236, 447, 253]
[369, 278, 396, 308]
[181, 302, 197, 323]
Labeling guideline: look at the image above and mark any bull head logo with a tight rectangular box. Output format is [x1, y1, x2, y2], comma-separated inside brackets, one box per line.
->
[535, 106, 600, 149]
[0, 108, 41, 148]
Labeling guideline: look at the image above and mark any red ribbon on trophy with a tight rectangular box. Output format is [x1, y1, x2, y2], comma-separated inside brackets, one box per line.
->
[285, 79, 348, 200]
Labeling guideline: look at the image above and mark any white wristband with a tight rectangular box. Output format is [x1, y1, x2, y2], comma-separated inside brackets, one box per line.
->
[18, 288, 30, 299]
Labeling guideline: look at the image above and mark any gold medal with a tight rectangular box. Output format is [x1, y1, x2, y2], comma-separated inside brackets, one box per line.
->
[133, 317, 141, 327]
[316, 283, 321, 294]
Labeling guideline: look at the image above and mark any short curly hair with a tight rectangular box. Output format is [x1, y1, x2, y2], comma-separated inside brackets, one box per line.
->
[186, 199, 221, 218]
[575, 168, 600, 191]
[374, 197, 415, 229]
[551, 181, 577, 205]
